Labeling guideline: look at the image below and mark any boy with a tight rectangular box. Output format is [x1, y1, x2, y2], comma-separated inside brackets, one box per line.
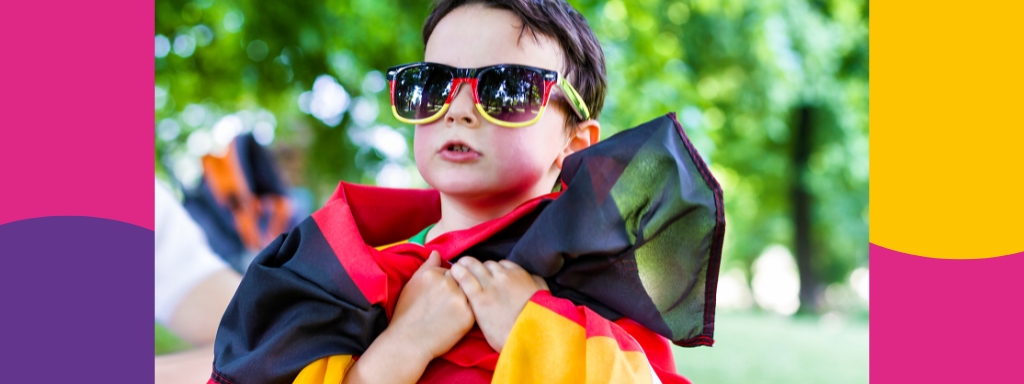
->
[210, 1, 724, 383]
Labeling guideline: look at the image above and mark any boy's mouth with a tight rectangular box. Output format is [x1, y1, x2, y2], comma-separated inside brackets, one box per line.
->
[438, 140, 481, 162]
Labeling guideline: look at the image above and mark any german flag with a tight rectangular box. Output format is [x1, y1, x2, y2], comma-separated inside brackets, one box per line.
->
[210, 113, 724, 384]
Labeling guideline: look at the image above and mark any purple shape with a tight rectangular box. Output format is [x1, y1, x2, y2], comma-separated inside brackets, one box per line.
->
[0, 216, 153, 381]
[871, 243, 1024, 383]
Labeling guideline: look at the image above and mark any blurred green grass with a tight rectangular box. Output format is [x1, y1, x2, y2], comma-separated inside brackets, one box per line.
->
[674, 311, 868, 384]
[155, 322, 191, 355]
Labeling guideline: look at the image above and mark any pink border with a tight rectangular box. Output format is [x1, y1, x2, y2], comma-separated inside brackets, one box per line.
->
[1, 0, 1021, 382]
[0, 0, 154, 230]
[870, 244, 1023, 382]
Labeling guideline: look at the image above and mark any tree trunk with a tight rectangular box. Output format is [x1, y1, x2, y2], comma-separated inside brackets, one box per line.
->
[792, 105, 819, 314]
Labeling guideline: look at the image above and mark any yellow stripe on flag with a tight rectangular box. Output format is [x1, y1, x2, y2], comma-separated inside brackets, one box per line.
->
[373, 239, 408, 251]
[494, 301, 654, 383]
[586, 336, 654, 384]
[293, 355, 354, 384]
[494, 301, 586, 384]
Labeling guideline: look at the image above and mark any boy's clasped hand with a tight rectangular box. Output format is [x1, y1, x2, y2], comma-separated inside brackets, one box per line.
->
[387, 250, 548, 363]
[449, 253, 549, 353]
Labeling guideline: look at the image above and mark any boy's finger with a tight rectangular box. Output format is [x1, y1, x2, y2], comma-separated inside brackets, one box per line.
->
[497, 260, 523, 271]
[458, 257, 493, 283]
[483, 260, 504, 275]
[450, 263, 482, 295]
[418, 250, 441, 272]
[531, 274, 549, 290]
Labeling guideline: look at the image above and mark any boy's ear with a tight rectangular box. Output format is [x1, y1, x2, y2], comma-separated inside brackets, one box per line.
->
[556, 119, 601, 169]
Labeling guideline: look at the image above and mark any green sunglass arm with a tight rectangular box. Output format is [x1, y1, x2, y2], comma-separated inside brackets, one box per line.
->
[557, 76, 591, 121]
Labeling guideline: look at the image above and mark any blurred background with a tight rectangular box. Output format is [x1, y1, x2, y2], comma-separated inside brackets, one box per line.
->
[155, 0, 868, 382]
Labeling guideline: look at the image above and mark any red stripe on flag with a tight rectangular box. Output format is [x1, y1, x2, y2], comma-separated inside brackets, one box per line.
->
[615, 317, 679, 375]
[325, 182, 441, 246]
[312, 196, 388, 306]
[528, 290, 586, 326]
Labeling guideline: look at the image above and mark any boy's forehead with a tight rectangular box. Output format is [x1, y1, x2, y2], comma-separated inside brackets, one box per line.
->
[425, 4, 564, 73]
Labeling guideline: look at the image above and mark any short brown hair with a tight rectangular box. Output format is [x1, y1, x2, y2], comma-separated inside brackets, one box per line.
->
[423, 0, 607, 133]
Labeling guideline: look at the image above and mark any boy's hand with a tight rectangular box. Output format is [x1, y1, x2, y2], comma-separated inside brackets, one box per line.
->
[387, 251, 475, 361]
[450, 257, 548, 353]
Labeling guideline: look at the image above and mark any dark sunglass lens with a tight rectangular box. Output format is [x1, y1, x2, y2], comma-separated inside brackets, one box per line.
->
[394, 65, 452, 120]
[477, 67, 545, 123]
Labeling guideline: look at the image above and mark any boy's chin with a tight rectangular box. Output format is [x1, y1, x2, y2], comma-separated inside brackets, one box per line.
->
[430, 179, 495, 198]
[429, 177, 520, 202]
[423, 167, 550, 203]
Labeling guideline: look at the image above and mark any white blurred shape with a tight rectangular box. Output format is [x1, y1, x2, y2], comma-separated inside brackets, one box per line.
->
[371, 125, 407, 158]
[253, 121, 275, 145]
[235, 110, 255, 133]
[155, 86, 168, 110]
[186, 130, 213, 156]
[223, 10, 244, 33]
[350, 96, 379, 127]
[715, 269, 754, 310]
[850, 267, 869, 302]
[155, 35, 171, 58]
[173, 34, 196, 58]
[173, 155, 204, 190]
[256, 109, 278, 128]
[212, 115, 243, 147]
[297, 91, 313, 114]
[307, 75, 350, 126]
[376, 162, 410, 188]
[751, 245, 801, 315]
[182, 104, 206, 127]
[192, 25, 214, 47]
[681, 106, 703, 130]
[765, 16, 802, 73]
[362, 70, 387, 94]
[322, 115, 343, 127]
[157, 119, 181, 141]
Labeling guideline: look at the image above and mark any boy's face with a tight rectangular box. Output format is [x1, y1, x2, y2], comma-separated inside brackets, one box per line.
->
[416, 5, 570, 204]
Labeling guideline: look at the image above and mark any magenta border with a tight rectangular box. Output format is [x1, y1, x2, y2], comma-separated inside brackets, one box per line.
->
[1, 0, 1021, 382]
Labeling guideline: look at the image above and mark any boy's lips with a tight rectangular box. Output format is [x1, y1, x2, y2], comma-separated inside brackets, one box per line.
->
[438, 140, 481, 162]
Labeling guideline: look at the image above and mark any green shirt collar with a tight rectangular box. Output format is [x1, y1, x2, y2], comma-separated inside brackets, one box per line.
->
[408, 223, 435, 246]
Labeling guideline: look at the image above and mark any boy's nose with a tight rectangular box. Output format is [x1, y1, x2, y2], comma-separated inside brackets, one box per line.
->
[444, 81, 480, 128]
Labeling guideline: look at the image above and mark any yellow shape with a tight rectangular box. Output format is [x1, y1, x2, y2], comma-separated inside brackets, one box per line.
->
[293, 355, 354, 384]
[374, 239, 408, 251]
[494, 302, 586, 384]
[585, 336, 654, 384]
[494, 302, 654, 383]
[872, 0, 1024, 258]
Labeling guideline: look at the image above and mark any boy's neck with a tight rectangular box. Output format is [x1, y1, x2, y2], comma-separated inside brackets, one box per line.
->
[426, 183, 554, 243]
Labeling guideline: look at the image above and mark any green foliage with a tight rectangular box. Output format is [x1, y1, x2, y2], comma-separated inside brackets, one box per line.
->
[155, 322, 191, 355]
[155, 0, 868, 293]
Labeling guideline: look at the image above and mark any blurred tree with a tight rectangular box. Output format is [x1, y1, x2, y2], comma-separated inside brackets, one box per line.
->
[155, 0, 868, 314]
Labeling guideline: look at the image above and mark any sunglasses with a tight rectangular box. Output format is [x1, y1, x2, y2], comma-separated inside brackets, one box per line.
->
[386, 62, 590, 128]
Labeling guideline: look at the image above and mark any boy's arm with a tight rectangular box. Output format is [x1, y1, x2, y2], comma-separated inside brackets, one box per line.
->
[292, 330, 428, 384]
